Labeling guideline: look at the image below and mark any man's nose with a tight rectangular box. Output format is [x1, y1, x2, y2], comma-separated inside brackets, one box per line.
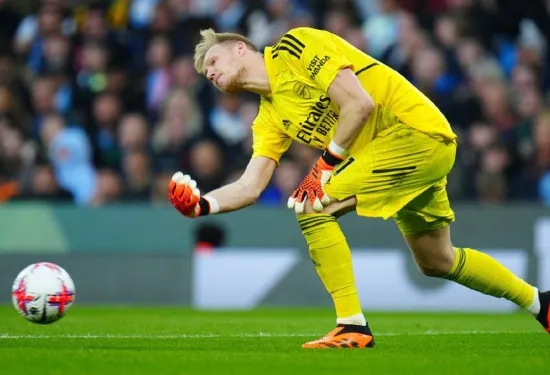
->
[207, 69, 215, 81]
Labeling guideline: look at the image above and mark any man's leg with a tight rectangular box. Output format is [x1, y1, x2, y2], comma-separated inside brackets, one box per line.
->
[298, 197, 375, 348]
[299, 124, 433, 348]
[401, 222, 550, 329]
[394, 177, 550, 328]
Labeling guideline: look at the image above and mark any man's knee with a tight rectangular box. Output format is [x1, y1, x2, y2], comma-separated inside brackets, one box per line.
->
[415, 254, 454, 277]
[404, 226, 455, 277]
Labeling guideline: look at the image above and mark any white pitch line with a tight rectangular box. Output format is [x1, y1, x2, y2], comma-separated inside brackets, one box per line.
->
[0, 330, 540, 339]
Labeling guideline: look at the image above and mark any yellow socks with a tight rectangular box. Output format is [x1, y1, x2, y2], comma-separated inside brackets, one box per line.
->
[298, 213, 365, 325]
[445, 247, 539, 313]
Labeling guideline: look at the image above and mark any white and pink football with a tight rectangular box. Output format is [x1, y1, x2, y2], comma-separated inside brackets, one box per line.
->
[12, 262, 75, 324]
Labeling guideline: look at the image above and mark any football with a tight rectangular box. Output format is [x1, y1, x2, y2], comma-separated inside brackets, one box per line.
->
[11, 262, 76, 324]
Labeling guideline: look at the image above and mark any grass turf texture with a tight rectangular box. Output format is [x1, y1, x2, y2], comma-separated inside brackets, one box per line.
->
[0, 306, 549, 374]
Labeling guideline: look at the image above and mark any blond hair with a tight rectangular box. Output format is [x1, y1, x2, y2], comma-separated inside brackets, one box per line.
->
[193, 28, 258, 74]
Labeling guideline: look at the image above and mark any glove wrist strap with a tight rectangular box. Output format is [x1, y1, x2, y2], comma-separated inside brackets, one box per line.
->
[322, 141, 346, 167]
[198, 196, 220, 216]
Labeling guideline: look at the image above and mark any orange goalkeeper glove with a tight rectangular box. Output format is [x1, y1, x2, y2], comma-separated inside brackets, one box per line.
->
[168, 172, 218, 218]
[287, 142, 346, 214]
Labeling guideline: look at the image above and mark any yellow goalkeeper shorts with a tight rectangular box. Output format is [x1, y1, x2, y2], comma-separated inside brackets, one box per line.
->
[324, 123, 457, 235]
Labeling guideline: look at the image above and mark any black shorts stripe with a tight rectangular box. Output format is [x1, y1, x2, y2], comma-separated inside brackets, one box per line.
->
[299, 216, 336, 231]
[355, 62, 379, 76]
[298, 216, 327, 227]
[372, 166, 416, 174]
[298, 219, 320, 229]
[299, 217, 335, 230]
[333, 157, 356, 176]
[300, 223, 323, 232]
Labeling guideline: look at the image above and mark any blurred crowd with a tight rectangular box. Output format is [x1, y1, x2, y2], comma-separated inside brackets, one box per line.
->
[1, 0, 550, 206]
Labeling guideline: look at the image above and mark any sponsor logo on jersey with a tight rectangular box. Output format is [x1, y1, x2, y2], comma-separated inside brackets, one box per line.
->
[307, 55, 331, 80]
[296, 95, 338, 146]
[292, 82, 312, 99]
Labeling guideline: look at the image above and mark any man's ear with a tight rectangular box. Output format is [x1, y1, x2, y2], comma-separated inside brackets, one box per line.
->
[235, 41, 247, 56]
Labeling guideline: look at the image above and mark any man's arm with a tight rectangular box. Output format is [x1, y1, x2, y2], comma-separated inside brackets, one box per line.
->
[282, 28, 374, 153]
[287, 68, 374, 214]
[169, 156, 277, 217]
[204, 156, 277, 213]
[327, 68, 374, 151]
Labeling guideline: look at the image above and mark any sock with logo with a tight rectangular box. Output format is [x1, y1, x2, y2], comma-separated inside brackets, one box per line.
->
[298, 213, 366, 326]
[445, 247, 539, 314]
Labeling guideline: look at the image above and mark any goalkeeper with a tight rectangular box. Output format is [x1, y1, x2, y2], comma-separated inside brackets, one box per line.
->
[168, 27, 550, 349]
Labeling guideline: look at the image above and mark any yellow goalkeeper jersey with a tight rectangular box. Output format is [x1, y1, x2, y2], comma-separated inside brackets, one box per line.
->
[251, 27, 457, 164]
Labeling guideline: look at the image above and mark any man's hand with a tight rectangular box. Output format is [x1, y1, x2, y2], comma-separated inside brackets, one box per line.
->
[287, 144, 345, 214]
[168, 172, 202, 218]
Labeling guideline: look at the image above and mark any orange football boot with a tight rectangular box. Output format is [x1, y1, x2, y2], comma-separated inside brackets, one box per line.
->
[302, 324, 375, 348]
[536, 291, 550, 333]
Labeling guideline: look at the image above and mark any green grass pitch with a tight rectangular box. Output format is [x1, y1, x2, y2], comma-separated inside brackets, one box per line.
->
[0, 306, 549, 374]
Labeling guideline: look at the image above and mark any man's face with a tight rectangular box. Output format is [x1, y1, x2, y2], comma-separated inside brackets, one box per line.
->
[203, 42, 246, 93]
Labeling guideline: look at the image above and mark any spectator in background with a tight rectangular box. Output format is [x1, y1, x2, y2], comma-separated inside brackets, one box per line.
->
[41, 35, 75, 117]
[106, 65, 145, 114]
[128, 0, 174, 75]
[258, 157, 303, 205]
[146, 35, 173, 118]
[129, 0, 161, 30]
[525, 111, 550, 203]
[13, 163, 73, 202]
[0, 86, 28, 134]
[121, 148, 152, 200]
[475, 144, 510, 203]
[0, 53, 29, 118]
[170, 0, 217, 56]
[152, 88, 202, 172]
[170, 55, 216, 122]
[151, 170, 172, 203]
[30, 76, 57, 138]
[90, 168, 122, 206]
[118, 113, 149, 152]
[361, 0, 400, 59]
[14, 1, 74, 60]
[1, 0, 550, 208]
[381, 12, 429, 80]
[0, 0, 21, 50]
[90, 92, 123, 169]
[24, 4, 65, 76]
[209, 94, 248, 150]
[74, 41, 110, 112]
[410, 46, 457, 116]
[477, 80, 519, 150]
[40, 113, 96, 205]
[72, 1, 127, 69]
[0, 119, 30, 182]
[186, 138, 225, 193]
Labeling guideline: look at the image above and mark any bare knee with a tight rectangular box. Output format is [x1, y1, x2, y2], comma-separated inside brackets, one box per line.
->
[404, 226, 455, 277]
[415, 253, 454, 277]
